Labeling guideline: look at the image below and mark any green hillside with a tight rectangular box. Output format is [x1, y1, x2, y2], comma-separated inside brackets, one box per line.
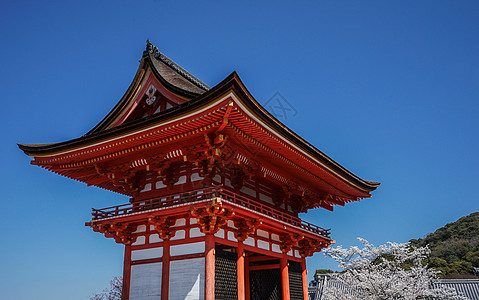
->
[410, 212, 479, 277]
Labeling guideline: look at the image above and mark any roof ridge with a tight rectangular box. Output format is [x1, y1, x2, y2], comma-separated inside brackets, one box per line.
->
[146, 40, 210, 91]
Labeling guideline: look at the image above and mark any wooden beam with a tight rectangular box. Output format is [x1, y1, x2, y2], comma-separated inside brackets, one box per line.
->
[249, 264, 280, 271]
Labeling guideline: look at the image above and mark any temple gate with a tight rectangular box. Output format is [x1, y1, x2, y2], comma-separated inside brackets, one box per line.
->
[19, 41, 379, 300]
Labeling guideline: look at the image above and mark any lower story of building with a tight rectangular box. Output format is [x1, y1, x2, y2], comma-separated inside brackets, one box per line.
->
[123, 234, 308, 300]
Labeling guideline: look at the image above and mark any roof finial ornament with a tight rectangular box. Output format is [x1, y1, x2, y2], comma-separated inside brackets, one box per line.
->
[146, 39, 160, 56]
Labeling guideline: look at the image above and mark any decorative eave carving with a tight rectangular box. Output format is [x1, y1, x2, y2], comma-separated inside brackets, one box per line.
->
[148, 215, 177, 240]
[89, 221, 136, 245]
[190, 199, 234, 234]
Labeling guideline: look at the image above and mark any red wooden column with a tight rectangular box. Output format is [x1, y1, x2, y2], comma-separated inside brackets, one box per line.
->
[301, 258, 308, 300]
[237, 243, 245, 300]
[245, 255, 250, 300]
[280, 255, 290, 300]
[205, 234, 215, 300]
[121, 245, 131, 300]
[162, 240, 170, 300]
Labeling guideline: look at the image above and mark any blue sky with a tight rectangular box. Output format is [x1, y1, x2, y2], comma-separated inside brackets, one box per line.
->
[1, 1, 478, 299]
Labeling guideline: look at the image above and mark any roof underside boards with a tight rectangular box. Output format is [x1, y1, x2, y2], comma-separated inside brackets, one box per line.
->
[18, 42, 379, 209]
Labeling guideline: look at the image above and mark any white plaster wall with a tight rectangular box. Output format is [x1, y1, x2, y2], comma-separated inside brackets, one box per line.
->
[156, 181, 166, 189]
[227, 220, 236, 229]
[191, 173, 204, 182]
[169, 258, 204, 300]
[170, 242, 204, 256]
[171, 230, 185, 241]
[244, 237, 255, 247]
[212, 174, 221, 183]
[133, 236, 146, 245]
[256, 229, 269, 239]
[214, 229, 225, 238]
[141, 183, 152, 193]
[240, 186, 256, 197]
[174, 175, 187, 185]
[294, 250, 301, 258]
[272, 244, 281, 253]
[227, 231, 237, 242]
[189, 228, 204, 238]
[134, 225, 147, 233]
[130, 262, 162, 300]
[257, 240, 269, 250]
[271, 234, 280, 242]
[259, 193, 273, 204]
[149, 234, 161, 243]
[172, 218, 186, 227]
[131, 247, 163, 261]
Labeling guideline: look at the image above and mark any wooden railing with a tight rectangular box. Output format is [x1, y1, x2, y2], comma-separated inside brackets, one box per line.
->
[91, 186, 331, 238]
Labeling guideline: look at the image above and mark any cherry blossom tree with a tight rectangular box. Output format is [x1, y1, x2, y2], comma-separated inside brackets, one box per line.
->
[321, 238, 467, 300]
[89, 276, 122, 300]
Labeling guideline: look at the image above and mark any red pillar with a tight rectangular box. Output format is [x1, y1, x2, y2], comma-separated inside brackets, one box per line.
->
[301, 258, 308, 300]
[245, 255, 250, 300]
[280, 255, 290, 300]
[121, 245, 131, 300]
[237, 243, 245, 300]
[162, 240, 170, 300]
[205, 234, 215, 300]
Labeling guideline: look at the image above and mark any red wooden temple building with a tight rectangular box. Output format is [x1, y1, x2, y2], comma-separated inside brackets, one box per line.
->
[18, 41, 379, 300]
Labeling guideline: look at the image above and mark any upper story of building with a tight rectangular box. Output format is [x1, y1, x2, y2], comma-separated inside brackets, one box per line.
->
[18, 41, 379, 226]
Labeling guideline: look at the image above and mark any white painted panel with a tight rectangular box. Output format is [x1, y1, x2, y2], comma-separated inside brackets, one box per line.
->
[149, 234, 161, 243]
[141, 183, 152, 193]
[227, 220, 236, 229]
[215, 229, 225, 238]
[257, 240, 269, 250]
[169, 258, 204, 300]
[156, 181, 166, 189]
[287, 250, 293, 256]
[287, 205, 293, 213]
[130, 262, 162, 300]
[240, 186, 256, 197]
[272, 244, 281, 253]
[191, 173, 204, 182]
[174, 175, 187, 185]
[134, 225, 147, 233]
[259, 193, 273, 204]
[225, 178, 233, 188]
[190, 218, 197, 225]
[212, 174, 221, 183]
[131, 247, 163, 261]
[170, 242, 204, 256]
[294, 250, 301, 258]
[244, 237, 255, 246]
[171, 230, 185, 240]
[256, 229, 269, 239]
[172, 218, 186, 227]
[227, 231, 237, 242]
[132, 236, 146, 245]
[271, 234, 280, 242]
[189, 228, 204, 238]
[150, 225, 155, 231]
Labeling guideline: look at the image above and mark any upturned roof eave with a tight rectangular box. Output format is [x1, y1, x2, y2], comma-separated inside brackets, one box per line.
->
[18, 71, 379, 193]
[84, 50, 208, 136]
